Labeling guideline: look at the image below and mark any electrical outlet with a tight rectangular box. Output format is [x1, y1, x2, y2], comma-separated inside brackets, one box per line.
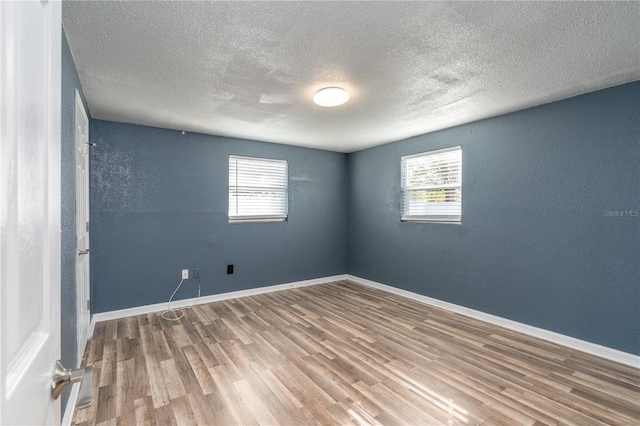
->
[227, 264, 234, 274]
[193, 268, 200, 279]
[182, 269, 189, 279]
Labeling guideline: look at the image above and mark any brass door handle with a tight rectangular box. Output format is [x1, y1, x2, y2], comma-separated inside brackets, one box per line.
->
[78, 249, 90, 255]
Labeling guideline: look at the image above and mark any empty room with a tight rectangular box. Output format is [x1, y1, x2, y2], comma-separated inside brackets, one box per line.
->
[1, 1, 639, 425]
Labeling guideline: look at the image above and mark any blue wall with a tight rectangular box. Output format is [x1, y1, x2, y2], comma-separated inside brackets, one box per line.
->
[61, 27, 89, 414]
[348, 82, 640, 355]
[86, 82, 638, 356]
[89, 121, 348, 313]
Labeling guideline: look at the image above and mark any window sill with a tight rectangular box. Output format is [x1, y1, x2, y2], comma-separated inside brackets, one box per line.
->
[229, 216, 287, 224]
[401, 216, 461, 224]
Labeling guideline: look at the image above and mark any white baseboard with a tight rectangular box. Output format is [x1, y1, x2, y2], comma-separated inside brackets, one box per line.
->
[346, 274, 640, 369]
[87, 272, 638, 369]
[89, 316, 96, 339]
[91, 274, 349, 324]
[61, 383, 80, 426]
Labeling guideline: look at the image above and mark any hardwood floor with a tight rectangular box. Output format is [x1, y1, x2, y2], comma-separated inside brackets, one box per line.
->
[72, 280, 640, 425]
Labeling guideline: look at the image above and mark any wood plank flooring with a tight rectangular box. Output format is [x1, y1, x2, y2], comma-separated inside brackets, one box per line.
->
[72, 280, 640, 425]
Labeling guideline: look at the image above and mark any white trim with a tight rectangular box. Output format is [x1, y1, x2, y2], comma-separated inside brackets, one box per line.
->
[401, 145, 461, 160]
[229, 215, 287, 223]
[89, 316, 96, 337]
[401, 215, 461, 223]
[61, 383, 80, 426]
[228, 155, 289, 221]
[91, 275, 348, 323]
[87, 273, 639, 369]
[401, 146, 462, 223]
[229, 154, 287, 165]
[74, 88, 91, 366]
[74, 88, 88, 123]
[346, 275, 640, 369]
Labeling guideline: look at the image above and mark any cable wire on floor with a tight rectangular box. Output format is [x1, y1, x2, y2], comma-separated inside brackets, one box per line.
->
[159, 276, 202, 321]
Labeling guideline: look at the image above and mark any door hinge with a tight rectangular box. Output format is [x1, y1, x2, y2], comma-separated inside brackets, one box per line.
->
[86, 300, 91, 311]
[86, 221, 90, 232]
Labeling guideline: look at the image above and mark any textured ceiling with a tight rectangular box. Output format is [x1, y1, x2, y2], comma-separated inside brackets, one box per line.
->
[63, 1, 640, 153]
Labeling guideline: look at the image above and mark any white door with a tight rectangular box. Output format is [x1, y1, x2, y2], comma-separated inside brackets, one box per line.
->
[75, 91, 91, 362]
[1, 1, 62, 425]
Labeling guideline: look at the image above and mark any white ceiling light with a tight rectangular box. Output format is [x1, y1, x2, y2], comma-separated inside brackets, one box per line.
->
[313, 87, 349, 107]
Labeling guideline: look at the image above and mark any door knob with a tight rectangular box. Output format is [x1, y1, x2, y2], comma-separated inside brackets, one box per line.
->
[78, 249, 89, 255]
[51, 360, 93, 409]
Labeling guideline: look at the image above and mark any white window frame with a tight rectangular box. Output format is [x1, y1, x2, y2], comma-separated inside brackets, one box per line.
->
[401, 146, 462, 223]
[229, 155, 288, 223]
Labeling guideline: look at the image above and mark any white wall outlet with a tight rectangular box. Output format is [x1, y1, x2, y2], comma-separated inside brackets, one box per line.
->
[182, 269, 189, 279]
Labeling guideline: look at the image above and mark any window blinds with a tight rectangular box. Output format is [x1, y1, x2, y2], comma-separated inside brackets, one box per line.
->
[401, 146, 462, 222]
[229, 155, 288, 222]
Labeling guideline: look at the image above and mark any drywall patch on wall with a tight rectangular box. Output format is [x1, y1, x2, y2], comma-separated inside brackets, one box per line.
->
[92, 146, 142, 210]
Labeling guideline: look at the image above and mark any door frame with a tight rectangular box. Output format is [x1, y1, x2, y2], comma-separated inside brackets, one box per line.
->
[74, 89, 91, 364]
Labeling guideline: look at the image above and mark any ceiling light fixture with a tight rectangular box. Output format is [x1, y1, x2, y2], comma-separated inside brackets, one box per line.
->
[313, 87, 349, 107]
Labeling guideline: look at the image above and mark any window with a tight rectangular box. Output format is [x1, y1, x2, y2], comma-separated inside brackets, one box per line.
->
[401, 146, 462, 222]
[229, 155, 288, 223]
